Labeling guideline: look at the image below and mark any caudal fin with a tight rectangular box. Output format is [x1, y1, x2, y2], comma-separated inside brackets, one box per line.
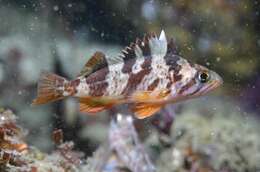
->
[32, 71, 67, 105]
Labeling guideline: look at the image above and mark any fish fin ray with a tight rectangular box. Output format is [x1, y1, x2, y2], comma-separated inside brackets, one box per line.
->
[132, 103, 163, 119]
[80, 31, 176, 76]
[115, 30, 169, 64]
[79, 97, 115, 114]
[131, 89, 171, 103]
[131, 91, 152, 102]
[32, 71, 67, 105]
[148, 30, 167, 57]
[79, 103, 107, 113]
[79, 51, 108, 77]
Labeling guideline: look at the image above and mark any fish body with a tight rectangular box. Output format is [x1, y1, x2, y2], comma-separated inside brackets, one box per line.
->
[32, 30, 223, 119]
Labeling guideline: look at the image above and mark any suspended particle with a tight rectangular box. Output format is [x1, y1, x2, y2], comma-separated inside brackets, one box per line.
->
[53, 5, 59, 11]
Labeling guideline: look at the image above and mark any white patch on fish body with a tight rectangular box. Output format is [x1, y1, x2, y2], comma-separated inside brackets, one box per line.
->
[137, 30, 170, 92]
[138, 72, 157, 91]
[171, 58, 197, 95]
[105, 62, 129, 96]
[56, 80, 70, 96]
[177, 59, 196, 84]
[146, 32, 169, 92]
[135, 45, 143, 58]
[132, 45, 145, 74]
[132, 57, 145, 74]
[151, 55, 170, 91]
[63, 91, 70, 96]
[75, 77, 90, 97]
[137, 54, 170, 92]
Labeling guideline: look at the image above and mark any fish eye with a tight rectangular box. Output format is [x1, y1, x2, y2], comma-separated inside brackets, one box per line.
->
[198, 71, 210, 83]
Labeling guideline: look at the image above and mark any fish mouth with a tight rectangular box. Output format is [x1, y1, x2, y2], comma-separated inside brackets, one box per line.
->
[210, 78, 223, 90]
[200, 78, 223, 96]
[204, 71, 223, 92]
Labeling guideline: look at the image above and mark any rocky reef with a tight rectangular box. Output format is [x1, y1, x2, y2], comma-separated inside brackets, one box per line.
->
[1, 97, 260, 172]
[154, 99, 260, 172]
[0, 109, 155, 172]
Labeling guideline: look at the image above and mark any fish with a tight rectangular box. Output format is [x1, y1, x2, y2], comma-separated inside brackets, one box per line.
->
[32, 30, 223, 119]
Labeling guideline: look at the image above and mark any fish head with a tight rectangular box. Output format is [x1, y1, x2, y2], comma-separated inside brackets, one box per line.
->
[169, 60, 223, 102]
[189, 64, 223, 97]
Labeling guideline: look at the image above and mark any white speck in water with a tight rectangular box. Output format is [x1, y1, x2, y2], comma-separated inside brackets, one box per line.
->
[53, 5, 59, 11]
[101, 32, 105, 38]
[18, 90, 23, 95]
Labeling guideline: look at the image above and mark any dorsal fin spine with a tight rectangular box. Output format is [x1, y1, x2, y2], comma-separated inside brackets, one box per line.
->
[81, 30, 176, 74]
[135, 44, 143, 58]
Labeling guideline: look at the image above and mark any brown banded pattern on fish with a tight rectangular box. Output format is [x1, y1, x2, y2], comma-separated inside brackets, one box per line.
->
[32, 30, 223, 119]
[147, 78, 160, 91]
[85, 67, 109, 97]
[164, 54, 182, 81]
[134, 31, 170, 92]
[121, 57, 152, 96]
[121, 43, 136, 74]
[63, 79, 80, 96]
[178, 78, 197, 95]
[104, 62, 130, 96]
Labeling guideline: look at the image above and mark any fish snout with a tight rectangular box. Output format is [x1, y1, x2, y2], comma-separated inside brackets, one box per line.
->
[210, 71, 223, 89]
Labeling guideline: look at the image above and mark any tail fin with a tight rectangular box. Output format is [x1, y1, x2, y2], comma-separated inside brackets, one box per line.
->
[32, 71, 67, 105]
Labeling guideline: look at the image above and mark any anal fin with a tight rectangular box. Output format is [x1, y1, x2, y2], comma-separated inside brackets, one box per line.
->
[131, 103, 163, 119]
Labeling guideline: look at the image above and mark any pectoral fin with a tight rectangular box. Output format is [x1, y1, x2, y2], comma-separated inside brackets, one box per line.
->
[79, 97, 116, 114]
[131, 89, 171, 103]
[131, 103, 163, 119]
[131, 91, 152, 102]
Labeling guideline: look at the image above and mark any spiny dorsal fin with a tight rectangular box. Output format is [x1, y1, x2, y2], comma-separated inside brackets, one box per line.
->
[117, 30, 169, 63]
[79, 51, 108, 77]
[80, 30, 178, 75]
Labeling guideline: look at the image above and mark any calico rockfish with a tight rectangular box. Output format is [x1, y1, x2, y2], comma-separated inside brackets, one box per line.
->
[32, 30, 223, 119]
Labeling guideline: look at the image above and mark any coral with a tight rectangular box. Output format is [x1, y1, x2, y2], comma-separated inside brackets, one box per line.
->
[0, 109, 155, 172]
[0, 108, 28, 169]
[2, 98, 259, 172]
[81, 114, 156, 172]
[109, 114, 155, 172]
[0, 109, 87, 172]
